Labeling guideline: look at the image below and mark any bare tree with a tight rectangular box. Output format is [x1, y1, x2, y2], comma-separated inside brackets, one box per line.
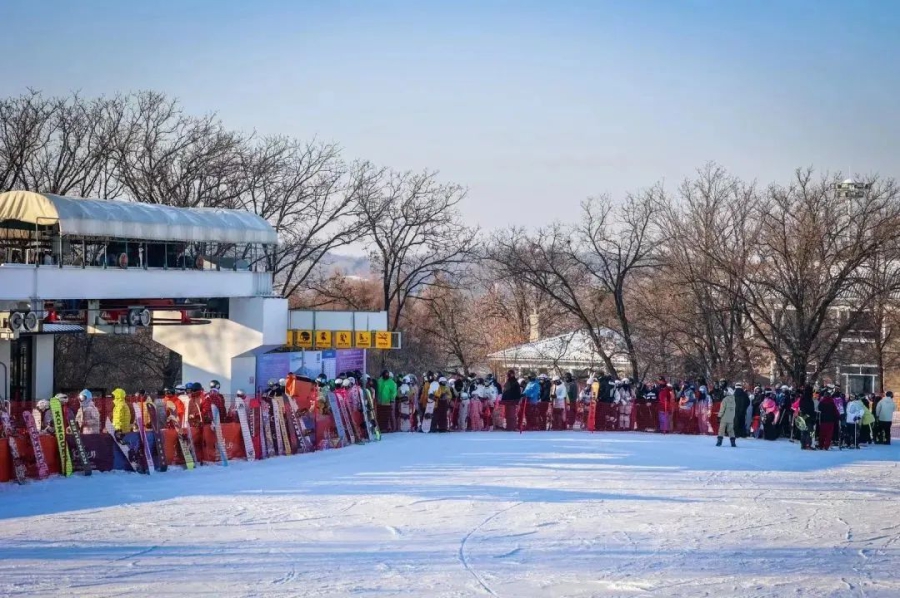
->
[703, 169, 900, 387]
[488, 192, 659, 379]
[114, 91, 248, 208]
[655, 163, 758, 382]
[353, 169, 477, 330]
[237, 137, 373, 297]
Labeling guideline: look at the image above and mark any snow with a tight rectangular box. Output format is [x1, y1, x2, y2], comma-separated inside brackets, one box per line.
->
[1, 432, 899, 597]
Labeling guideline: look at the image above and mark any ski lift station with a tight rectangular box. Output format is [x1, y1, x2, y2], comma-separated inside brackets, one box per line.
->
[0, 191, 394, 401]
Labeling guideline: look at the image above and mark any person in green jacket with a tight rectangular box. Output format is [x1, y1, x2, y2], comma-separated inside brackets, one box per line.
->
[716, 390, 737, 447]
[376, 371, 398, 432]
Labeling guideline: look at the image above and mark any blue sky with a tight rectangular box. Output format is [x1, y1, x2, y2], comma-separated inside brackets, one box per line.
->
[2, 0, 899, 229]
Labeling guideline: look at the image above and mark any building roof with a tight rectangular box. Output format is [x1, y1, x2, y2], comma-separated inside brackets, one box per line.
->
[0, 191, 277, 245]
[488, 328, 630, 369]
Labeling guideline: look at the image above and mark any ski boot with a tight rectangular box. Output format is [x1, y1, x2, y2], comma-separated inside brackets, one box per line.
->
[730, 437, 736, 447]
[716, 436, 723, 446]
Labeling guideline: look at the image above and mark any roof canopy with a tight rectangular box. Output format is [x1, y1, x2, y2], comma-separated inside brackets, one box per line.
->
[488, 329, 630, 367]
[0, 191, 277, 245]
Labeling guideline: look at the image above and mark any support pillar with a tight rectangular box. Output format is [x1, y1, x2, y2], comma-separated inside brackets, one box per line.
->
[32, 335, 54, 399]
[0, 339, 10, 402]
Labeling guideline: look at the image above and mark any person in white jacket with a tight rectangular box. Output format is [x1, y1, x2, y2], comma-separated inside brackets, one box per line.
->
[875, 392, 895, 445]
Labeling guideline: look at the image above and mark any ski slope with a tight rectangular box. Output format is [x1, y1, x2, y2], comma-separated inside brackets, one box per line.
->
[1, 432, 898, 597]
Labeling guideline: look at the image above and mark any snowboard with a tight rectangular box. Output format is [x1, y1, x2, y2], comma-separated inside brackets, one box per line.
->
[49, 397, 73, 476]
[284, 397, 307, 453]
[211, 404, 229, 466]
[66, 406, 93, 476]
[260, 400, 276, 457]
[133, 401, 156, 474]
[148, 400, 168, 472]
[271, 397, 292, 455]
[105, 417, 144, 473]
[179, 394, 201, 466]
[458, 397, 470, 431]
[248, 398, 262, 460]
[340, 393, 362, 443]
[420, 397, 435, 433]
[357, 387, 377, 441]
[235, 396, 256, 461]
[297, 409, 316, 453]
[363, 388, 381, 441]
[399, 395, 411, 432]
[326, 392, 349, 447]
[1, 407, 27, 484]
[21, 411, 49, 479]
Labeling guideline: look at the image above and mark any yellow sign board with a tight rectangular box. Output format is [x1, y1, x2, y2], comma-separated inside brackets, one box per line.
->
[375, 331, 392, 349]
[335, 330, 353, 349]
[294, 330, 313, 349]
[315, 330, 332, 349]
[355, 331, 372, 349]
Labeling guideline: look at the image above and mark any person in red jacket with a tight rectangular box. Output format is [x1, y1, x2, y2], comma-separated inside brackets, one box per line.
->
[200, 380, 227, 424]
[657, 377, 674, 433]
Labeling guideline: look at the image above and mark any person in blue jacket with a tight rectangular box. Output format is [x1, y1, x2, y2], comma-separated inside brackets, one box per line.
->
[524, 374, 542, 430]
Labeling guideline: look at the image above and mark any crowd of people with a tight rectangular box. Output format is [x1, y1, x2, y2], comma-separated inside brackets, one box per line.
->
[26, 369, 896, 454]
[361, 369, 896, 450]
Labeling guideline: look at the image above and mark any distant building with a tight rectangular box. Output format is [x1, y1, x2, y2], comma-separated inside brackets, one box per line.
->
[488, 328, 629, 376]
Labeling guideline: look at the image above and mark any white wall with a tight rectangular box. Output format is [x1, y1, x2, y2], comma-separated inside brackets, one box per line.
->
[32, 335, 54, 399]
[0, 264, 269, 301]
[153, 297, 287, 395]
[230, 355, 257, 395]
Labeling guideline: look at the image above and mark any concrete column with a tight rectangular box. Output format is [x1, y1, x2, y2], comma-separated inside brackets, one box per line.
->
[31, 335, 54, 399]
[0, 339, 10, 402]
[153, 297, 287, 396]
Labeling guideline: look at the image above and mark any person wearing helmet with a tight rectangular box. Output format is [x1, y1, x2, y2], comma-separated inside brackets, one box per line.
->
[376, 370, 398, 433]
[33, 399, 53, 433]
[78, 389, 101, 435]
[523, 375, 541, 430]
[111, 388, 132, 434]
[430, 376, 452, 432]
[537, 374, 552, 430]
[201, 380, 226, 424]
[165, 387, 185, 429]
[498, 370, 521, 430]
[551, 376, 567, 430]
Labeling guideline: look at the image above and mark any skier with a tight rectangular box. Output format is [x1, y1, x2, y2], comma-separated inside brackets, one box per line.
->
[201, 380, 226, 424]
[551, 376, 567, 430]
[761, 392, 780, 440]
[657, 378, 674, 433]
[817, 392, 839, 450]
[432, 376, 452, 432]
[733, 382, 750, 438]
[111, 388, 132, 434]
[33, 399, 53, 433]
[716, 389, 737, 447]
[523, 375, 541, 431]
[797, 386, 816, 450]
[538, 374, 552, 430]
[500, 370, 521, 430]
[875, 391, 895, 445]
[79, 390, 101, 435]
[376, 370, 398, 433]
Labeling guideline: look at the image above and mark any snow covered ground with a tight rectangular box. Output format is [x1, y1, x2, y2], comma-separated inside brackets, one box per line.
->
[1, 432, 898, 598]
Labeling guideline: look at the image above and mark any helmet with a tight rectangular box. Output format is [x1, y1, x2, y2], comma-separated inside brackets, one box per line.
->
[402, 375, 412, 384]
[37, 399, 50, 410]
[78, 389, 92, 401]
[552, 376, 561, 382]
[53, 393, 68, 401]
[267, 378, 277, 387]
[210, 380, 221, 390]
[528, 374, 536, 381]
[438, 377, 448, 384]
[518, 378, 526, 385]
[278, 378, 286, 387]
[342, 379, 352, 388]
[236, 389, 246, 397]
[175, 384, 186, 393]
